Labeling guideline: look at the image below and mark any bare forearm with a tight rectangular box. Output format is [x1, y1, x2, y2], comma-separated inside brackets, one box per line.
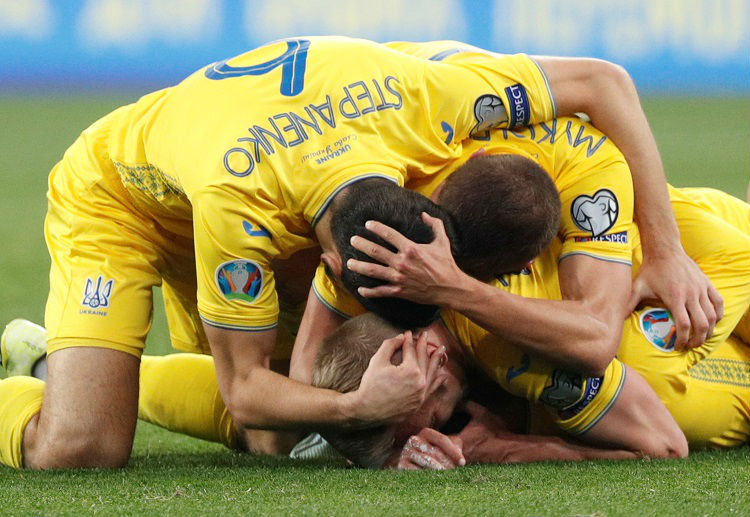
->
[226, 366, 355, 430]
[446, 278, 614, 374]
[465, 433, 639, 464]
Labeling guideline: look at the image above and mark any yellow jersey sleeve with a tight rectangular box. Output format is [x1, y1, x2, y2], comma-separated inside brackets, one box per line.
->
[385, 40, 555, 133]
[552, 120, 635, 266]
[311, 263, 366, 319]
[444, 305, 626, 437]
[193, 187, 281, 330]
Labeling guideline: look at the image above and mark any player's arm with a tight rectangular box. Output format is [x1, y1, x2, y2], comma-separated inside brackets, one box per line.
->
[348, 215, 626, 375]
[289, 287, 347, 384]
[571, 364, 688, 459]
[456, 402, 639, 464]
[536, 56, 722, 348]
[205, 323, 434, 430]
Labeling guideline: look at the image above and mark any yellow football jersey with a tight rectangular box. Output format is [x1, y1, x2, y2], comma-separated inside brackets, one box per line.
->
[312, 115, 635, 316]
[88, 36, 556, 331]
[313, 185, 750, 442]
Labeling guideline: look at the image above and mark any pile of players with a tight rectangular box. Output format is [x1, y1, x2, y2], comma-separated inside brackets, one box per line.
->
[1, 37, 747, 470]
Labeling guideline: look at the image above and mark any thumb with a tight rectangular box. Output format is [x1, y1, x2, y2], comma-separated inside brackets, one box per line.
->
[627, 277, 648, 313]
[370, 333, 406, 368]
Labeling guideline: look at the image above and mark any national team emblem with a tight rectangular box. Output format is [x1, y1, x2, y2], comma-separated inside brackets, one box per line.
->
[215, 259, 263, 303]
[571, 189, 619, 237]
[81, 275, 114, 309]
[470, 94, 507, 137]
[639, 308, 676, 352]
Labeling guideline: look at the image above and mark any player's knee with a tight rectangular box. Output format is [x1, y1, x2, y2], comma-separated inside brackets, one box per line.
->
[28, 427, 133, 469]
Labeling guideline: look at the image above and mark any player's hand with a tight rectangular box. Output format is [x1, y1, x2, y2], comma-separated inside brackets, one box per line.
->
[628, 249, 723, 350]
[347, 212, 468, 307]
[383, 428, 465, 470]
[348, 330, 446, 424]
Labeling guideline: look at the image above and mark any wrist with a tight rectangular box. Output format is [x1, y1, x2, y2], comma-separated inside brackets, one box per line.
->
[335, 391, 363, 428]
[436, 271, 482, 311]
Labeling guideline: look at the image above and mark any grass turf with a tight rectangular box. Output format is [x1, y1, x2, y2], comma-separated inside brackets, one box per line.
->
[0, 94, 748, 516]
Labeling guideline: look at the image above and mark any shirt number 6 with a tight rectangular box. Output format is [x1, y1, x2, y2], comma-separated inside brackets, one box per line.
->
[204, 38, 310, 97]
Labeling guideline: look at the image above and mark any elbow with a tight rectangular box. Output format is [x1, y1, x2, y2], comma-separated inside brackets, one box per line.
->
[576, 333, 620, 378]
[590, 58, 635, 93]
[645, 439, 689, 460]
[222, 372, 262, 430]
[640, 430, 689, 459]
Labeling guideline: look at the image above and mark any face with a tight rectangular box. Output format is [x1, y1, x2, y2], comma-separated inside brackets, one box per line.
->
[393, 352, 466, 445]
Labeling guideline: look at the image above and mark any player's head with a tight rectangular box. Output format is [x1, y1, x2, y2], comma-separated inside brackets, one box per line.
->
[328, 178, 460, 328]
[437, 153, 561, 281]
[312, 313, 465, 468]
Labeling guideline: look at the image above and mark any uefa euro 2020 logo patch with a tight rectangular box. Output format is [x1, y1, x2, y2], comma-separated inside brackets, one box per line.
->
[216, 259, 263, 303]
[639, 308, 676, 352]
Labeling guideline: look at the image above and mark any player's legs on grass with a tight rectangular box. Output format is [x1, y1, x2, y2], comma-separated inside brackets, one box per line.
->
[0, 127, 178, 469]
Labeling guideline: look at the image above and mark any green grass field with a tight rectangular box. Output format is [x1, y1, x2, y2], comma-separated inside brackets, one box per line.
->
[0, 95, 748, 516]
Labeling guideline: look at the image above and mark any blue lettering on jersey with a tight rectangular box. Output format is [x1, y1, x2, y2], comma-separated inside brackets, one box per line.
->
[535, 120, 558, 145]
[506, 354, 530, 382]
[441, 121, 454, 144]
[505, 84, 530, 128]
[222, 76, 403, 176]
[205, 39, 310, 97]
[243, 220, 272, 238]
[565, 121, 608, 157]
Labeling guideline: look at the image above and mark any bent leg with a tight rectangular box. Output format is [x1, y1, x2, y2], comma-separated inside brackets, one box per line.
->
[670, 335, 750, 448]
[22, 347, 139, 469]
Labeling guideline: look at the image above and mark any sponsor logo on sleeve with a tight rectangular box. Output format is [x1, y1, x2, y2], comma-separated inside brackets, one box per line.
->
[573, 231, 628, 244]
[571, 189, 619, 237]
[639, 308, 676, 352]
[504, 84, 530, 128]
[215, 259, 264, 303]
[469, 94, 507, 138]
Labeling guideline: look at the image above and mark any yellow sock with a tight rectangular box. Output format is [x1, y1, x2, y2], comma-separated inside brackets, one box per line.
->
[0, 376, 44, 468]
[138, 354, 236, 449]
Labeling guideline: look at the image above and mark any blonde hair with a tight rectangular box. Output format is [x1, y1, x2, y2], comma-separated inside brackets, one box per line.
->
[312, 313, 403, 468]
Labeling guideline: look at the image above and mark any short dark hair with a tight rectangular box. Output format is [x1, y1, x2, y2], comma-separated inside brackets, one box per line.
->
[329, 178, 460, 328]
[438, 154, 560, 280]
[312, 313, 403, 468]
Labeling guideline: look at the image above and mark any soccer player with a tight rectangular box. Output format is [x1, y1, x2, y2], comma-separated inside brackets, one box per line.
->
[4, 35, 702, 470]
[312, 311, 749, 469]
[310, 185, 750, 468]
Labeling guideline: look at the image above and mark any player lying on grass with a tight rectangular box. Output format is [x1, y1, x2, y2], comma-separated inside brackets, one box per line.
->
[312, 186, 750, 468]
[314, 313, 749, 469]
[4, 35, 711, 470]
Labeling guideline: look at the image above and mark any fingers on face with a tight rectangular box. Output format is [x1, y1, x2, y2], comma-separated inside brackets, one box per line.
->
[374, 333, 406, 365]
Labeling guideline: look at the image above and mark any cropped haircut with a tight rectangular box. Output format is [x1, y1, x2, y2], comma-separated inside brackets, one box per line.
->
[438, 154, 561, 280]
[329, 178, 460, 328]
[312, 313, 403, 468]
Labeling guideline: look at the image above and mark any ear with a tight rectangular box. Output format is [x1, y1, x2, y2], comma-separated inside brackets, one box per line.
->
[320, 251, 343, 278]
